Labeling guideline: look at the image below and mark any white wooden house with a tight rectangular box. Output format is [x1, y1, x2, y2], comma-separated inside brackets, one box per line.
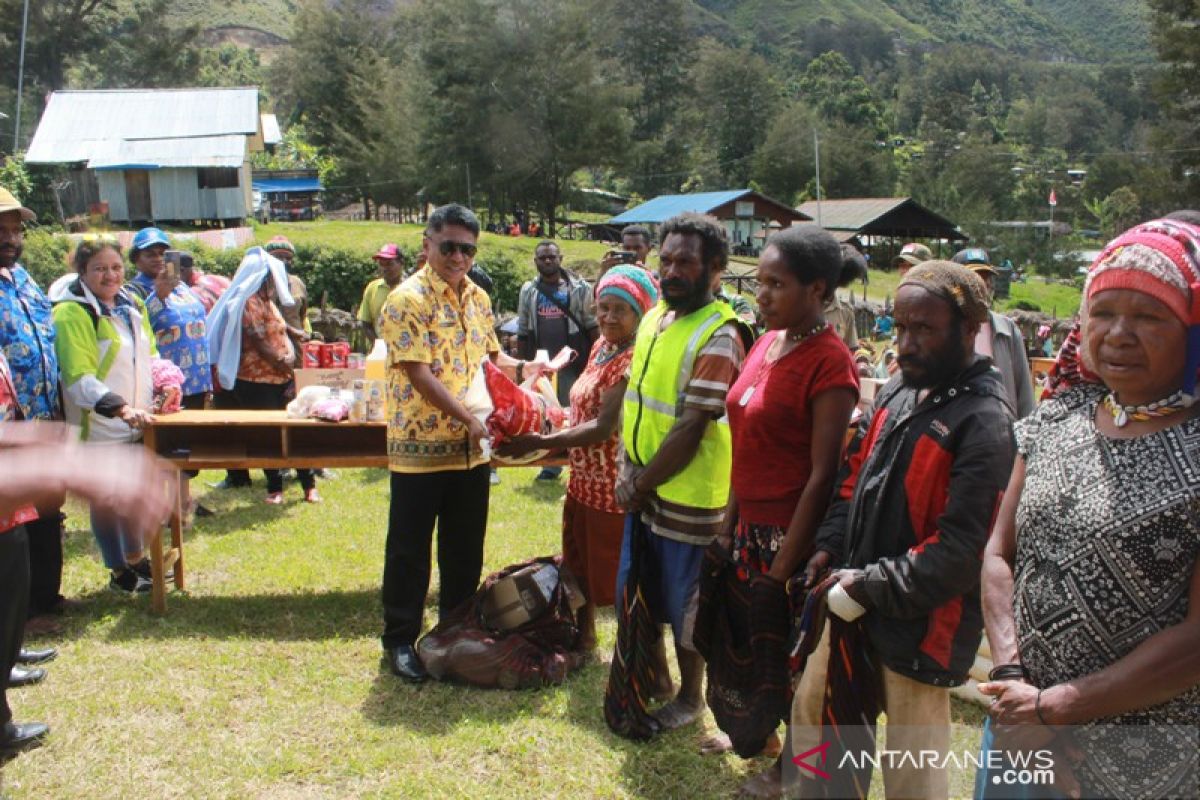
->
[25, 87, 264, 225]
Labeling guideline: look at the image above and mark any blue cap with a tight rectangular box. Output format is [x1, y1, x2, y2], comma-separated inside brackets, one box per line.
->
[132, 227, 170, 252]
[952, 247, 991, 267]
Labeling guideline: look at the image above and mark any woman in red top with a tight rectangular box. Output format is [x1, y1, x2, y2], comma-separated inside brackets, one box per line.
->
[499, 265, 659, 652]
[708, 226, 859, 785]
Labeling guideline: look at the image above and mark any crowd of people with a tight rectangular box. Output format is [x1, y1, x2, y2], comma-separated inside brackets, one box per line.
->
[371, 202, 1200, 800]
[3, 184, 1200, 800]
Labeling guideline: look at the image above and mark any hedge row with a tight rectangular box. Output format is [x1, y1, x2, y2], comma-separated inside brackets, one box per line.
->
[19, 233, 528, 315]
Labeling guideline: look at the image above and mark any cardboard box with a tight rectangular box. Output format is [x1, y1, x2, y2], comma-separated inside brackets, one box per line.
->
[294, 368, 366, 392]
[480, 563, 559, 631]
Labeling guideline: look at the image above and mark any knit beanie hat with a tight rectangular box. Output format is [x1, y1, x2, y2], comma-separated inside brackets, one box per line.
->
[263, 235, 296, 256]
[596, 265, 659, 319]
[898, 260, 991, 325]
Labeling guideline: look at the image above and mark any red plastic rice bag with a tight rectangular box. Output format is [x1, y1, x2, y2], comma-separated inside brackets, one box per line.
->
[481, 360, 565, 444]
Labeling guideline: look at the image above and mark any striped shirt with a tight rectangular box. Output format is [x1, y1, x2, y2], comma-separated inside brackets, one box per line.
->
[623, 320, 744, 545]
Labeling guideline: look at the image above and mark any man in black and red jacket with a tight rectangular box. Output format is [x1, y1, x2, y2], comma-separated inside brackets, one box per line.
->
[790, 261, 1016, 800]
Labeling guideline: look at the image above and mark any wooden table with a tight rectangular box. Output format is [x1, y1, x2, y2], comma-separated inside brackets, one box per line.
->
[143, 410, 559, 613]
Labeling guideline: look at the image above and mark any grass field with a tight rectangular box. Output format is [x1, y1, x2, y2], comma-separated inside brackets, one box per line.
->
[2, 467, 989, 799]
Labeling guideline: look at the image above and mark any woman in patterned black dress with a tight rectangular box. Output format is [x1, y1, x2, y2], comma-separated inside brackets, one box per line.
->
[977, 218, 1200, 799]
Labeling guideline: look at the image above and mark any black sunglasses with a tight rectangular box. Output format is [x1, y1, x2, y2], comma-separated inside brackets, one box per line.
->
[438, 240, 478, 258]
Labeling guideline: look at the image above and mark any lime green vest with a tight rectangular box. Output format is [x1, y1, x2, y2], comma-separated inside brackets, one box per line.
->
[622, 299, 736, 510]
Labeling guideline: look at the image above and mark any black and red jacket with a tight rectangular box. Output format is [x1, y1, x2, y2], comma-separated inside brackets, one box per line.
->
[815, 357, 1015, 687]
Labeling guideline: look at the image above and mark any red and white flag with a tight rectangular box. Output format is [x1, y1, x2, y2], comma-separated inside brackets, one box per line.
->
[1048, 189, 1058, 207]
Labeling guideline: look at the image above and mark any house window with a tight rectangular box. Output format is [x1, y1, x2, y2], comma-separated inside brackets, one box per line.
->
[197, 168, 239, 189]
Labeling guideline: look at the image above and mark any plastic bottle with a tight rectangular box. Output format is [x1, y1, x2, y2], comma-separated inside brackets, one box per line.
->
[365, 338, 387, 381]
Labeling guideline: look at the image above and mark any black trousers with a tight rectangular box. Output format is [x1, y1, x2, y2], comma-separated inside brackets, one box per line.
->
[213, 387, 252, 487]
[230, 379, 313, 494]
[25, 512, 62, 616]
[381, 466, 490, 648]
[0, 526, 30, 727]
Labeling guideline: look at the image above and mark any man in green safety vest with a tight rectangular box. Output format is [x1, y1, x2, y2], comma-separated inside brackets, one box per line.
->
[615, 213, 746, 730]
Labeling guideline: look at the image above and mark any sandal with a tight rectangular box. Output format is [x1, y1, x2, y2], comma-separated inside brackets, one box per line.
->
[264, 492, 284, 505]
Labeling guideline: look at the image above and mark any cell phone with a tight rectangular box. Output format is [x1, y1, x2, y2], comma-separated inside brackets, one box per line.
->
[163, 250, 182, 282]
[615, 251, 638, 264]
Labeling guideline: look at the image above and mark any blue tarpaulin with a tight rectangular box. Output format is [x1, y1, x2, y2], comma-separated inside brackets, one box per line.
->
[252, 177, 323, 194]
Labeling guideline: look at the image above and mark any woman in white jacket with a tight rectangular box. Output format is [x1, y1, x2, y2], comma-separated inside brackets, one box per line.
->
[51, 239, 158, 593]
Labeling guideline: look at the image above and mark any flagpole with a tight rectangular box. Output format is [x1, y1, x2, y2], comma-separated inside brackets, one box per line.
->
[1047, 187, 1056, 270]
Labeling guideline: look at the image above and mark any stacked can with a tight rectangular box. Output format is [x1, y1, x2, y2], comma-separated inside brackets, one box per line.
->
[303, 341, 323, 368]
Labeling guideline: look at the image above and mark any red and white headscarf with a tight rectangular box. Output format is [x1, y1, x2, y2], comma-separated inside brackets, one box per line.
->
[1043, 218, 1200, 398]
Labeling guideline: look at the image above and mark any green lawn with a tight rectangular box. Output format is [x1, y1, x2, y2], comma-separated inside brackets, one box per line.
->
[3, 467, 989, 798]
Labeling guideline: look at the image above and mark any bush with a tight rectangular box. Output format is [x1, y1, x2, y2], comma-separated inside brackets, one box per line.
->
[189, 243, 245, 278]
[1007, 299, 1041, 312]
[20, 229, 72, 289]
[476, 250, 526, 314]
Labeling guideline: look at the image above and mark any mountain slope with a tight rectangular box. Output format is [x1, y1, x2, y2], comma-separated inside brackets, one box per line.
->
[694, 0, 1152, 62]
[153, 0, 1153, 63]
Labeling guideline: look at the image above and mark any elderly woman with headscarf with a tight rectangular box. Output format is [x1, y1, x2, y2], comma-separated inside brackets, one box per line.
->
[978, 219, 1200, 799]
[207, 247, 318, 505]
[499, 265, 659, 652]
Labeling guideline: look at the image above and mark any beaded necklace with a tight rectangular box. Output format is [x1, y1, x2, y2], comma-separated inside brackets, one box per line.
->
[1103, 389, 1195, 428]
[737, 322, 827, 407]
[593, 337, 634, 366]
[785, 320, 828, 343]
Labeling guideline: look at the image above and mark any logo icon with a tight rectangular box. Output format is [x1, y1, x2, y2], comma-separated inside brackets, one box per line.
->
[792, 741, 832, 780]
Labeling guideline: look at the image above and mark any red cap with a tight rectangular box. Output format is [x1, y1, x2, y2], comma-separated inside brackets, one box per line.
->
[373, 243, 401, 261]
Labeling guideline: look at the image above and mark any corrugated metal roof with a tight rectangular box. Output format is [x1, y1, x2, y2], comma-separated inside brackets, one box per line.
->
[26, 87, 260, 165]
[795, 197, 910, 230]
[87, 135, 247, 169]
[252, 177, 322, 193]
[609, 189, 752, 224]
[261, 113, 282, 145]
[795, 196, 965, 240]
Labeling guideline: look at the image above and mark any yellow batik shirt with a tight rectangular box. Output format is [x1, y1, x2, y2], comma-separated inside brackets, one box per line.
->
[380, 265, 499, 473]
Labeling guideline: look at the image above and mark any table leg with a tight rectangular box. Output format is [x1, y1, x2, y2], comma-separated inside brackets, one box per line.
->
[149, 512, 167, 614]
[171, 470, 185, 590]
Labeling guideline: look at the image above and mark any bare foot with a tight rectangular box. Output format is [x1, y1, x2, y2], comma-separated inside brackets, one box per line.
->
[699, 731, 733, 755]
[738, 761, 782, 799]
[760, 732, 783, 759]
[652, 697, 705, 730]
[700, 730, 781, 758]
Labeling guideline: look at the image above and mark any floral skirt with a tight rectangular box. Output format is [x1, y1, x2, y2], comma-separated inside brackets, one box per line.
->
[731, 519, 785, 582]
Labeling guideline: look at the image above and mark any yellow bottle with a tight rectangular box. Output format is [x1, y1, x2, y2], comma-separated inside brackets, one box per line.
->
[365, 338, 387, 381]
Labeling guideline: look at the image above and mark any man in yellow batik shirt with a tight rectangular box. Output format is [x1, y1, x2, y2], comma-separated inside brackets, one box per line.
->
[377, 203, 531, 682]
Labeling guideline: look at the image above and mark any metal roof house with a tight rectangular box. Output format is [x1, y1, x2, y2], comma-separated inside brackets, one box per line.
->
[251, 170, 324, 222]
[25, 87, 265, 225]
[610, 189, 810, 255]
[795, 197, 965, 244]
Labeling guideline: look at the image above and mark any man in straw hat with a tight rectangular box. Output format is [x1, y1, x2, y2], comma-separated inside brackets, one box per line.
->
[0, 187, 72, 636]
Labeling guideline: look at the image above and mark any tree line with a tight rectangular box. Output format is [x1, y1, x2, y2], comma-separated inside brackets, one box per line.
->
[2, 0, 1197, 266]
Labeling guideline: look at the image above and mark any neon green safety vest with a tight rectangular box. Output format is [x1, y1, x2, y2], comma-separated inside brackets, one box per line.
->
[622, 299, 736, 510]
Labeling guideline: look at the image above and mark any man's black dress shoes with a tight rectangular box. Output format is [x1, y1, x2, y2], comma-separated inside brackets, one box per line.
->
[0, 721, 49, 759]
[7, 666, 46, 688]
[16, 647, 57, 665]
[384, 645, 428, 682]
